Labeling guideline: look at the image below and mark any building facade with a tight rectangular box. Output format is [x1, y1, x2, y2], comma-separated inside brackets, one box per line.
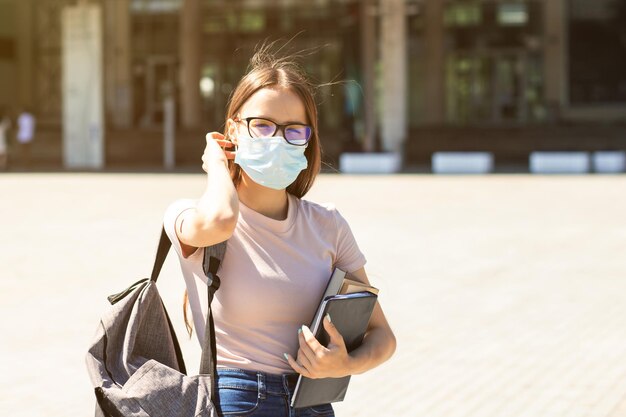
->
[0, 0, 624, 168]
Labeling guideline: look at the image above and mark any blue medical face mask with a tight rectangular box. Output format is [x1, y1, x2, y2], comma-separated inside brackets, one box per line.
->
[234, 135, 308, 190]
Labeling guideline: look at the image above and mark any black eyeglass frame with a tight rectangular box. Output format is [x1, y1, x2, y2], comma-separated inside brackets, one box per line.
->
[234, 116, 313, 146]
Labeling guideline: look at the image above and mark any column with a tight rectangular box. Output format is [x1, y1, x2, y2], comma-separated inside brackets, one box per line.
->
[544, 0, 568, 115]
[104, 0, 132, 127]
[380, 0, 407, 153]
[179, 0, 202, 129]
[423, 0, 446, 124]
[360, 0, 377, 152]
[16, 0, 34, 109]
[62, 3, 104, 169]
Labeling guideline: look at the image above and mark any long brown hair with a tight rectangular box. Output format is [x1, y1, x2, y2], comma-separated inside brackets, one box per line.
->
[183, 45, 322, 337]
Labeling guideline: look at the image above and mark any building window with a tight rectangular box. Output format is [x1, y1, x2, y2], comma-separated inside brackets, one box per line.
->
[443, 1, 545, 124]
[498, 3, 528, 26]
[569, 0, 626, 104]
[131, 0, 181, 14]
[444, 2, 482, 27]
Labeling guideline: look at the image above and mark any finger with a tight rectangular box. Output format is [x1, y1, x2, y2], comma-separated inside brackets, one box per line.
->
[206, 132, 224, 141]
[299, 326, 326, 367]
[323, 314, 346, 348]
[220, 143, 236, 152]
[212, 138, 236, 154]
[301, 325, 324, 349]
[213, 139, 232, 146]
[223, 151, 236, 160]
[299, 326, 323, 356]
[284, 353, 311, 378]
[295, 348, 314, 372]
[214, 142, 234, 151]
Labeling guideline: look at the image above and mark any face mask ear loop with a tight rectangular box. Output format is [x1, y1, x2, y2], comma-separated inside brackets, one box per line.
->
[231, 136, 239, 160]
[226, 131, 238, 152]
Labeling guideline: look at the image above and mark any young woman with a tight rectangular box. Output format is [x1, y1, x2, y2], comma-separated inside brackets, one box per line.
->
[163, 48, 396, 417]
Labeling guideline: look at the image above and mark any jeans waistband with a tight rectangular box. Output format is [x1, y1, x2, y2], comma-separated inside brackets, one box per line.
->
[216, 367, 299, 397]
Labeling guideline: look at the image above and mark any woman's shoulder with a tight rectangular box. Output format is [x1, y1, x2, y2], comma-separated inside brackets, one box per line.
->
[163, 198, 199, 227]
[295, 196, 346, 226]
[297, 196, 338, 214]
[164, 198, 198, 216]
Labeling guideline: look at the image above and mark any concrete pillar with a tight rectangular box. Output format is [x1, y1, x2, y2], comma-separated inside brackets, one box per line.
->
[423, 0, 446, 124]
[62, 3, 105, 169]
[544, 0, 568, 114]
[16, 0, 34, 110]
[380, 0, 407, 153]
[104, 0, 132, 128]
[360, 0, 377, 152]
[180, 0, 202, 129]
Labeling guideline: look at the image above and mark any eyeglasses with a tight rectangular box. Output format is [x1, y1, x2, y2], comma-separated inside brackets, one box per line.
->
[235, 117, 312, 146]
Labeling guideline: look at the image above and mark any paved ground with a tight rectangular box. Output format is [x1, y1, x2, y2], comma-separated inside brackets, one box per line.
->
[1, 172, 626, 417]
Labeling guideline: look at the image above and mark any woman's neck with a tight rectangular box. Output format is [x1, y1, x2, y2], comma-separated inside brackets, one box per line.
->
[237, 175, 289, 220]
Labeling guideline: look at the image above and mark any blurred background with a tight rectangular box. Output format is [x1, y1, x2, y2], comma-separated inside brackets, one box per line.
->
[0, 0, 624, 172]
[2, 2, 626, 416]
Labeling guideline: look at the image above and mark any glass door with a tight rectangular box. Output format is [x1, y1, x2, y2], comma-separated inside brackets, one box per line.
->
[141, 55, 176, 127]
[492, 52, 525, 122]
[446, 50, 544, 124]
[446, 53, 492, 124]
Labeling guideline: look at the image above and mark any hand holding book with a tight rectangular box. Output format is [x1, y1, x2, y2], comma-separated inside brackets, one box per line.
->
[287, 268, 379, 408]
[284, 314, 353, 380]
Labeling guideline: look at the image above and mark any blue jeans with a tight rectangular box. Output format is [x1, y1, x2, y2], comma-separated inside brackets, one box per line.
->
[215, 368, 335, 417]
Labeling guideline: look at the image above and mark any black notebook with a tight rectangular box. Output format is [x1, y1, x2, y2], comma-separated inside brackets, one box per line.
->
[290, 291, 378, 408]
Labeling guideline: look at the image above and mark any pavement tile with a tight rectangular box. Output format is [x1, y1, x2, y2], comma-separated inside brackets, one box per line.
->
[1, 173, 626, 417]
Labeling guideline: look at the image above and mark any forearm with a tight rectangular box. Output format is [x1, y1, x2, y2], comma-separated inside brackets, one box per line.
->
[347, 324, 397, 375]
[178, 161, 239, 248]
[196, 160, 239, 226]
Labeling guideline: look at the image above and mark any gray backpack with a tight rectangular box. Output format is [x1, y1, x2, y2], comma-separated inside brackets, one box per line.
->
[85, 227, 226, 417]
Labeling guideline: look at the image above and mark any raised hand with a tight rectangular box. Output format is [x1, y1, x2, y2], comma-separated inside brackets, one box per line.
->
[202, 132, 236, 173]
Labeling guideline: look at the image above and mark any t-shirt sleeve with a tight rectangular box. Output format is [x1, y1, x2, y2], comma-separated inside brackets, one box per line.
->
[333, 209, 367, 273]
[163, 198, 201, 259]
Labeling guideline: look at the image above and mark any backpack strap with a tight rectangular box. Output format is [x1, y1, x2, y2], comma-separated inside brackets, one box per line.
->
[149, 226, 226, 392]
[200, 240, 227, 395]
[149, 227, 172, 283]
